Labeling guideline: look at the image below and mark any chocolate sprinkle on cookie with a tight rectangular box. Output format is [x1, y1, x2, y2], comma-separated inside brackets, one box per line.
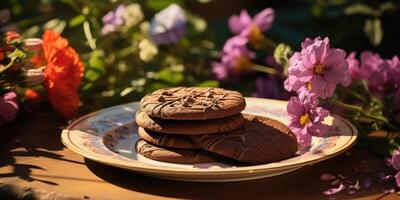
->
[190, 114, 298, 164]
[139, 87, 246, 120]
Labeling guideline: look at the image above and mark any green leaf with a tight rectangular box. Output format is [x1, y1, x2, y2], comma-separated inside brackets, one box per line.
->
[197, 80, 219, 87]
[147, 0, 183, 11]
[379, 1, 398, 13]
[157, 69, 184, 85]
[43, 18, 66, 33]
[84, 51, 105, 82]
[344, 4, 376, 16]
[84, 69, 101, 82]
[89, 50, 105, 73]
[69, 14, 86, 27]
[188, 14, 207, 32]
[364, 18, 383, 47]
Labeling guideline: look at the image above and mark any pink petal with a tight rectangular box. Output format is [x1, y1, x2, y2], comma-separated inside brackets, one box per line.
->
[349, 180, 361, 190]
[395, 172, 400, 188]
[253, 8, 275, 31]
[323, 183, 346, 195]
[378, 172, 393, 182]
[321, 173, 336, 181]
[287, 97, 305, 117]
[298, 69, 314, 82]
[382, 188, 395, 194]
[228, 10, 252, 34]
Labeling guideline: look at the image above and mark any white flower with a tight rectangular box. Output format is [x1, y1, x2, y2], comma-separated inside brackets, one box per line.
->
[138, 39, 158, 62]
[140, 21, 150, 34]
[149, 4, 186, 44]
[123, 4, 144, 28]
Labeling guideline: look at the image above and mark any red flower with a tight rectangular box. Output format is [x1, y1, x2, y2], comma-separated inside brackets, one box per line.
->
[41, 30, 84, 118]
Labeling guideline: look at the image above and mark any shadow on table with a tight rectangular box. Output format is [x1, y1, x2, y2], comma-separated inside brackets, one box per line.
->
[85, 147, 393, 200]
[0, 112, 84, 186]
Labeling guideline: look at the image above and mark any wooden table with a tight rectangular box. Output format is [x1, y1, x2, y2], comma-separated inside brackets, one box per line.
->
[0, 111, 399, 200]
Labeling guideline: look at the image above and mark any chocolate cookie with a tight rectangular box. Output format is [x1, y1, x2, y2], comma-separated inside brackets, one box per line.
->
[190, 114, 298, 164]
[135, 139, 217, 164]
[138, 127, 200, 149]
[136, 111, 246, 135]
[139, 87, 246, 120]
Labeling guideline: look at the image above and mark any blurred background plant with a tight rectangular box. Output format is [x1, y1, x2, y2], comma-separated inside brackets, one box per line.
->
[3, 0, 221, 112]
[2, 0, 399, 109]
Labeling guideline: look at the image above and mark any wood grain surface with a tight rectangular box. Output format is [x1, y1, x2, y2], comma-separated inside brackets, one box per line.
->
[0, 112, 399, 200]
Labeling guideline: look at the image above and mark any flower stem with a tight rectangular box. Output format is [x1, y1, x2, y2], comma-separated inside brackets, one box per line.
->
[263, 36, 278, 49]
[252, 64, 277, 75]
[342, 87, 368, 105]
[0, 57, 16, 74]
[332, 99, 400, 131]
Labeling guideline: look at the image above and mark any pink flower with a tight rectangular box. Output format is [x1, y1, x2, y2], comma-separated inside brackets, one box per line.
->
[213, 36, 255, 80]
[222, 35, 248, 53]
[287, 96, 329, 150]
[391, 150, 400, 171]
[346, 52, 362, 82]
[102, 5, 125, 35]
[360, 51, 389, 90]
[228, 8, 274, 49]
[0, 92, 19, 124]
[396, 173, 400, 189]
[388, 56, 400, 86]
[212, 62, 228, 80]
[284, 37, 351, 100]
[228, 10, 252, 35]
[228, 8, 274, 35]
[390, 150, 400, 188]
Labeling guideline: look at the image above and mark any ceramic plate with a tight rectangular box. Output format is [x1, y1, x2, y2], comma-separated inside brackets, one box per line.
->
[61, 98, 358, 182]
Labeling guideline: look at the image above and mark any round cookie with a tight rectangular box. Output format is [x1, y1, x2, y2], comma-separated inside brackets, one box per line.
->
[136, 111, 246, 135]
[138, 127, 200, 150]
[135, 139, 217, 164]
[139, 87, 246, 120]
[190, 114, 298, 164]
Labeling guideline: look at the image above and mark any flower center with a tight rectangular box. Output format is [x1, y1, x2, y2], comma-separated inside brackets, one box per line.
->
[299, 113, 310, 126]
[313, 63, 325, 75]
[249, 25, 264, 49]
[306, 81, 312, 90]
[234, 56, 252, 72]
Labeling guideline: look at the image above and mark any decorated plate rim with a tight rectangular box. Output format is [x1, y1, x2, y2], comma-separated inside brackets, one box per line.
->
[61, 97, 358, 174]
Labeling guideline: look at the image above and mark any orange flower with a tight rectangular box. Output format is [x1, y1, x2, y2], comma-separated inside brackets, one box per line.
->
[41, 30, 84, 118]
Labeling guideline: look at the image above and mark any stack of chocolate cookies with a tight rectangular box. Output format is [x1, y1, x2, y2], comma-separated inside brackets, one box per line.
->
[135, 87, 298, 165]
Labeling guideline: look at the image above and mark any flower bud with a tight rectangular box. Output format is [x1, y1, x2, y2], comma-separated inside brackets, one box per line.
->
[6, 31, 20, 42]
[24, 68, 45, 86]
[0, 92, 19, 124]
[23, 38, 43, 52]
[0, 9, 10, 24]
